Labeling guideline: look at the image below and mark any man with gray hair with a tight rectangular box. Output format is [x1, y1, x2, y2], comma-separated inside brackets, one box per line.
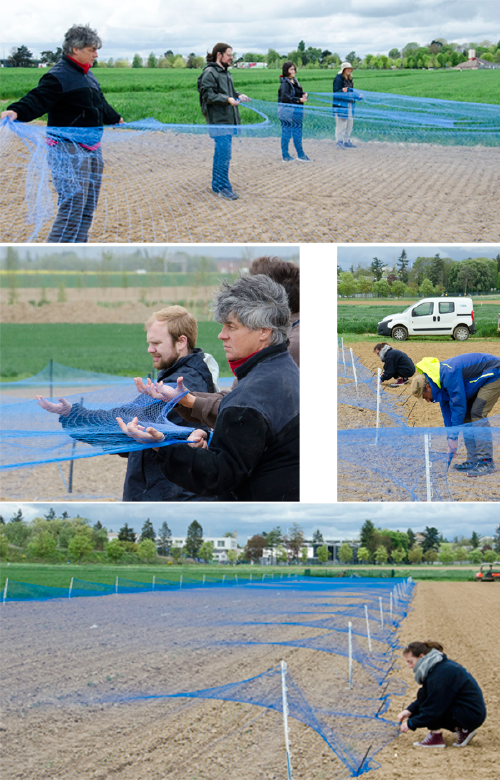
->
[117, 274, 300, 501]
[2, 24, 123, 242]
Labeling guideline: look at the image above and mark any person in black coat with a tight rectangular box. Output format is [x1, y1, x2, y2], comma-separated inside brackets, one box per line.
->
[398, 641, 486, 748]
[374, 343, 415, 387]
[2, 24, 123, 242]
[117, 275, 300, 502]
[278, 62, 310, 162]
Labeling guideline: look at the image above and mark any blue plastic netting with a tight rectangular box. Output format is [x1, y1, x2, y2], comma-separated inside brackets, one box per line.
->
[1, 90, 499, 243]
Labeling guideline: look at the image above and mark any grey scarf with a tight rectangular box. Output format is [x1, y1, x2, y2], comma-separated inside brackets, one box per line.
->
[413, 648, 444, 684]
[379, 345, 391, 362]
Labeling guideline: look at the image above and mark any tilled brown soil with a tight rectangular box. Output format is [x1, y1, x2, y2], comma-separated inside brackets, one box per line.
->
[2, 131, 500, 243]
[0, 583, 497, 779]
[338, 340, 500, 502]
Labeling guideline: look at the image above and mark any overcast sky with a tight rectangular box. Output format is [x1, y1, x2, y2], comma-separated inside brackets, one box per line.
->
[1, 246, 299, 262]
[337, 245, 500, 270]
[2, 1, 498, 60]
[1, 502, 496, 542]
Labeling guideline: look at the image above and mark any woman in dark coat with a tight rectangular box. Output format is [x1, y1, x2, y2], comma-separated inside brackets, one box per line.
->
[278, 62, 310, 162]
[398, 641, 486, 748]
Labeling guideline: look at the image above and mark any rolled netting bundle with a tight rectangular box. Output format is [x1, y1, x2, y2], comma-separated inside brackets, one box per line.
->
[1, 90, 499, 243]
[0, 381, 193, 470]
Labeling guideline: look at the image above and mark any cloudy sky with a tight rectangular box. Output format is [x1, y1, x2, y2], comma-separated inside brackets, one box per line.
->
[1, 502, 497, 542]
[337, 245, 500, 270]
[2, 1, 498, 60]
[2, 245, 299, 263]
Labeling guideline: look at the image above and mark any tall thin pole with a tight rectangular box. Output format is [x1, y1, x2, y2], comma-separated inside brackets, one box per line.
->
[3, 578, 8, 605]
[49, 358, 53, 399]
[280, 661, 293, 780]
[424, 434, 432, 502]
[348, 622, 353, 689]
[379, 596, 384, 629]
[69, 577, 73, 599]
[375, 368, 381, 443]
[350, 348, 359, 404]
[68, 395, 83, 494]
[364, 605, 372, 652]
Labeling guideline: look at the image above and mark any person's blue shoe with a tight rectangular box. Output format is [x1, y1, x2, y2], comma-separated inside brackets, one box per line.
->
[344, 140, 357, 148]
[297, 155, 312, 162]
[213, 189, 239, 201]
[336, 141, 344, 149]
[282, 155, 294, 161]
[466, 459, 496, 477]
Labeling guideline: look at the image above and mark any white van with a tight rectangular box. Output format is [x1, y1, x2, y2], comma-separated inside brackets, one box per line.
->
[377, 297, 475, 341]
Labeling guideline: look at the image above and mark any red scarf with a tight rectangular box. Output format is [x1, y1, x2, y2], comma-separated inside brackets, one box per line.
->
[67, 55, 91, 74]
[228, 350, 260, 375]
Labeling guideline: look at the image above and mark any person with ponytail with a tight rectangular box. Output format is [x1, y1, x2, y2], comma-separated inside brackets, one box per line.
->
[398, 641, 486, 748]
[197, 43, 250, 200]
[277, 61, 310, 162]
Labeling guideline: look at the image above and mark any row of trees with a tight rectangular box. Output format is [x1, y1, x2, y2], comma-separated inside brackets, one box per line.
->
[356, 520, 500, 566]
[8, 38, 499, 70]
[338, 252, 500, 298]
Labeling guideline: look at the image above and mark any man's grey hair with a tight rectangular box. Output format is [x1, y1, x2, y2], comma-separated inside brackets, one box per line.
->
[62, 25, 102, 55]
[213, 274, 290, 345]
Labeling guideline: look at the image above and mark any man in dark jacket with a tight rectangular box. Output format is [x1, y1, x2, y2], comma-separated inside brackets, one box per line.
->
[198, 43, 250, 200]
[117, 275, 300, 501]
[374, 343, 415, 387]
[1, 24, 123, 243]
[36, 307, 217, 501]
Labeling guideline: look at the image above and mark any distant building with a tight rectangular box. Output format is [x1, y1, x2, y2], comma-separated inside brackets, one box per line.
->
[453, 49, 500, 70]
[171, 534, 238, 563]
[236, 62, 268, 69]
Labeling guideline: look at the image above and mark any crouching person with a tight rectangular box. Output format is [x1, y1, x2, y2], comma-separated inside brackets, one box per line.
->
[374, 343, 415, 388]
[398, 641, 486, 748]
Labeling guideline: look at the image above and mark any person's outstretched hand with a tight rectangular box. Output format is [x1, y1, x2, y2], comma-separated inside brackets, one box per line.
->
[116, 416, 165, 444]
[36, 396, 72, 416]
[134, 377, 165, 399]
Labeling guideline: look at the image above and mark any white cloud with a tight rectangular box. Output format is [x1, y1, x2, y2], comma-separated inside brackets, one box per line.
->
[2, 0, 498, 59]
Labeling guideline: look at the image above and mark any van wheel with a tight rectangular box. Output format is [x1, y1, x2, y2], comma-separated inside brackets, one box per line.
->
[453, 325, 469, 341]
[391, 326, 408, 341]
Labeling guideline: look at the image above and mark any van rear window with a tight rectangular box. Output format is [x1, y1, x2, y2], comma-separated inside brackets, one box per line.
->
[439, 302, 455, 314]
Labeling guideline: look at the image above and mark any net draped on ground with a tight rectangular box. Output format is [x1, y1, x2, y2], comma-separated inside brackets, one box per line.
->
[0, 363, 194, 470]
[338, 345, 500, 501]
[1, 91, 499, 243]
[2, 575, 414, 777]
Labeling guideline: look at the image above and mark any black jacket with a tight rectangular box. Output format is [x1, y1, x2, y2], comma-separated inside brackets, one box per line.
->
[380, 347, 415, 382]
[155, 343, 300, 501]
[278, 77, 305, 105]
[407, 656, 486, 731]
[8, 56, 121, 129]
[198, 62, 241, 126]
[332, 73, 358, 116]
[60, 349, 215, 501]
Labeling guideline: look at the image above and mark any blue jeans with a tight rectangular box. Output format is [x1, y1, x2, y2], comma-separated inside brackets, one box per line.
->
[280, 120, 305, 158]
[47, 143, 103, 243]
[212, 134, 233, 193]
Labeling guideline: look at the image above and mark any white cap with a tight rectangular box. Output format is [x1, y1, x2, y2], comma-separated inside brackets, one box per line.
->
[339, 61, 353, 72]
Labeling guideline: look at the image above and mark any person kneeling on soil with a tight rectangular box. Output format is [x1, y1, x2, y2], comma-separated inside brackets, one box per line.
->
[373, 343, 415, 388]
[398, 640, 486, 748]
[410, 353, 500, 477]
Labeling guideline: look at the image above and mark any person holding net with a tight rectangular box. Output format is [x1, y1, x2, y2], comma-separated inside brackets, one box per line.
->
[278, 62, 310, 162]
[398, 641, 486, 748]
[198, 43, 250, 201]
[116, 274, 300, 502]
[1, 24, 124, 243]
[332, 62, 362, 149]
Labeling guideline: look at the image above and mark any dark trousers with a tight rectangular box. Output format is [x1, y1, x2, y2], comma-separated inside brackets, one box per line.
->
[47, 144, 103, 243]
[463, 377, 500, 461]
[212, 135, 233, 193]
[280, 119, 304, 158]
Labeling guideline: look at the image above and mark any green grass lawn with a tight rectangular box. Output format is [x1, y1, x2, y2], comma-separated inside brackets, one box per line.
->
[0, 322, 231, 379]
[338, 302, 500, 338]
[2, 68, 499, 125]
[0, 561, 481, 589]
[0, 270, 237, 289]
